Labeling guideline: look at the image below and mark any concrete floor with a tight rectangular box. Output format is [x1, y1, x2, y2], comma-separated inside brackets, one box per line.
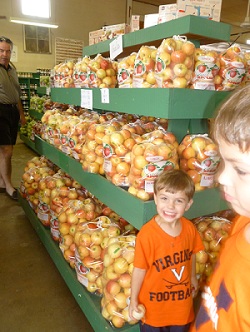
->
[0, 138, 94, 332]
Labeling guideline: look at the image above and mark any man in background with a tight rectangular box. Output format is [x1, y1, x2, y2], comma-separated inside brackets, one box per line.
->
[0, 36, 26, 200]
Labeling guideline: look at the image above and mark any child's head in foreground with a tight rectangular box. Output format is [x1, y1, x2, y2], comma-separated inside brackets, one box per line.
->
[213, 84, 250, 151]
[213, 84, 250, 217]
[154, 169, 195, 201]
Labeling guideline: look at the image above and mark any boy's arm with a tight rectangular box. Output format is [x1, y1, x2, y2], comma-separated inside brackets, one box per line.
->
[191, 253, 199, 298]
[129, 266, 146, 320]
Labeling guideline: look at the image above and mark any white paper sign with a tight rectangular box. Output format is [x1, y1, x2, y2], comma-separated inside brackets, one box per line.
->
[101, 88, 110, 103]
[11, 45, 18, 62]
[110, 35, 123, 60]
[81, 89, 93, 109]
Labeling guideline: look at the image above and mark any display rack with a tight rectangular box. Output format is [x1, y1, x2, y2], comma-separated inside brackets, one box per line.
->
[18, 194, 138, 332]
[20, 15, 232, 332]
[19, 73, 40, 111]
[83, 15, 231, 58]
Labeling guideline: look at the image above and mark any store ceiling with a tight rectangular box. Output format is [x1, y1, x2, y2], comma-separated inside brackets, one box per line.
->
[134, 0, 250, 48]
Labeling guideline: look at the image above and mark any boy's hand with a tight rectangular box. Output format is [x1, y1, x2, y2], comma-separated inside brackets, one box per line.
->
[128, 300, 138, 321]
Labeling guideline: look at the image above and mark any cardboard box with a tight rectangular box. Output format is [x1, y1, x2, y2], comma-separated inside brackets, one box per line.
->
[89, 23, 131, 45]
[144, 13, 159, 28]
[89, 29, 105, 45]
[177, 0, 222, 22]
[103, 23, 131, 39]
[158, 4, 177, 24]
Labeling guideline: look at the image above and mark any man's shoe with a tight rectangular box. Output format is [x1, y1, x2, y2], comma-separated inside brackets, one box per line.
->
[6, 189, 18, 201]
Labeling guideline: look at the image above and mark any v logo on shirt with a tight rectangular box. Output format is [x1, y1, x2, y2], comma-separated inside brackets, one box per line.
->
[171, 265, 185, 281]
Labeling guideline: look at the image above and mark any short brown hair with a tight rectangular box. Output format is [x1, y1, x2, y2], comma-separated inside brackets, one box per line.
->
[0, 36, 13, 50]
[213, 85, 250, 152]
[154, 169, 195, 201]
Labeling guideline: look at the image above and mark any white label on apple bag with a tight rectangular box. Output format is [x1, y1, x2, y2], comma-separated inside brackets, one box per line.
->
[101, 88, 110, 103]
[110, 35, 123, 60]
[81, 89, 93, 110]
[200, 173, 214, 187]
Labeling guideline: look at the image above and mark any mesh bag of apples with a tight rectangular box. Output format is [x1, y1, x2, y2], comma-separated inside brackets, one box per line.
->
[132, 45, 157, 88]
[74, 217, 120, 295]
[21, 165, 56, 213]
[192, 48, 220, 90]
[154, 35, 195, 89]
[117, 52, 137, 88]
[87, 54, 118, 89]
[216, 44, 247, 91]
[128, 128, 179, 201]
[193, 211, 236, 289]
[101, 234, 139, 329]
[178, 134, 220, 191]
[73, 56, 90, 88]
[57, 197, 104, 268]
[73, 216, 137, 296]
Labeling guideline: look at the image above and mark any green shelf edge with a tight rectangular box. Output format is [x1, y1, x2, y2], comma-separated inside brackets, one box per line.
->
[51, 88, 230, 120]
[37, 86, 47, 95]
[35, 136, 228, 227]
[29, 109, 43, 121]
[19, 194, 139, 332]
[84, 15, 231, 57]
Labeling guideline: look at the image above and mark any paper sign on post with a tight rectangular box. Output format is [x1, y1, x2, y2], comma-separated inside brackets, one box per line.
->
[81, 89, 93, 109]
[101, 88, 110, 104]
[110, 35, 123, 60]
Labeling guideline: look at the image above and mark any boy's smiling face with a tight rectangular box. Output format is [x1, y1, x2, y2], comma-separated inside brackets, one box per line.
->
[154, 189, 193, 225]
[217, 138, 250, 217]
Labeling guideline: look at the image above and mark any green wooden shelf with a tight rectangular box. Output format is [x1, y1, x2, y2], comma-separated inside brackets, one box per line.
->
[84, 15, 231, 58]
[35, 136, 227, 228]
[29, 109, 43, 121]
[51, 87, 229, 119]
[19, 194, 139, 332]
[50, 87, 230, 141]
[37, 86, 50, 96]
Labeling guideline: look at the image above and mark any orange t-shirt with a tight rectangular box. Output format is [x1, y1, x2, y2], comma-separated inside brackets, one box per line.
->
[134, 216, 204, 327]
[191, 215, 250, 332]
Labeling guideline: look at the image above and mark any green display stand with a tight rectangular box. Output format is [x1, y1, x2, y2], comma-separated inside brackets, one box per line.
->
[19, 194, 139, 332]
[20, 16, 231, 332]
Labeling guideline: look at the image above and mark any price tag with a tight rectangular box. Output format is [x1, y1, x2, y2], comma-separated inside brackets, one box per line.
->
[110, 35, 123, 60]
[81, 89, 93, 109]
[46, 87, 51, 95]
[101, 88, 110, 104]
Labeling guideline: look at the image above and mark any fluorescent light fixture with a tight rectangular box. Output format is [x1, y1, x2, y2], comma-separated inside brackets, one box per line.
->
[10, 17, 58, 28]
[246, 39, 250, 45]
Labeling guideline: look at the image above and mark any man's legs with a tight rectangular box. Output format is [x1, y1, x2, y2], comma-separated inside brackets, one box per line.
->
[0, 145, 15, 195]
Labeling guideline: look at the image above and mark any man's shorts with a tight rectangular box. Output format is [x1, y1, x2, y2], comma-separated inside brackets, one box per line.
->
[0, 104, 20, 145]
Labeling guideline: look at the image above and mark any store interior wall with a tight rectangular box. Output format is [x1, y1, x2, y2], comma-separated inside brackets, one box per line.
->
[1, 0, 157, 73]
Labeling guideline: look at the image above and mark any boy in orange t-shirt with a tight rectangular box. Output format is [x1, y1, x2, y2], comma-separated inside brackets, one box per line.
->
[191, 85, 250, 332]
[129, 169, 204, 332]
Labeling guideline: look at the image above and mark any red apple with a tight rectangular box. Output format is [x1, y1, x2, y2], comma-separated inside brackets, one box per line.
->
[203, 227, 216, 241]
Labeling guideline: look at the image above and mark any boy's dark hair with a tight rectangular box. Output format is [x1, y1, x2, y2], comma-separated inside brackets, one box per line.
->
[154, 169, 195, 201]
